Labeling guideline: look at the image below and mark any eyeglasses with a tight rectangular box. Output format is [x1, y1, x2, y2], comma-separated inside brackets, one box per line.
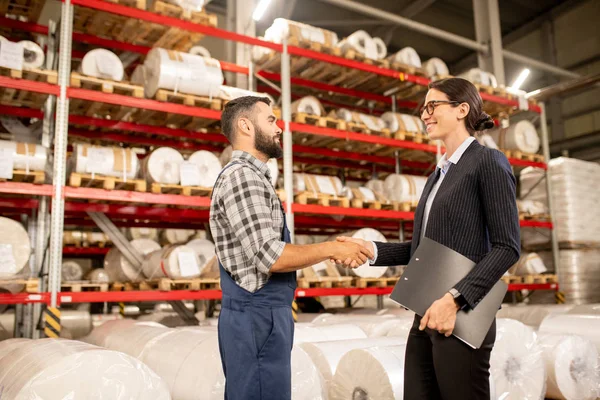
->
[420, 100, 460, 115]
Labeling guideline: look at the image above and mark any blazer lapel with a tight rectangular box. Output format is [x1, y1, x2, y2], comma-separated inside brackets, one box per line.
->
[411, 168, 440, 251]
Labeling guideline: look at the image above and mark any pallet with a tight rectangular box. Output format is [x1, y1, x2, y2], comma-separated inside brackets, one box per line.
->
[353, 277, 400, 288]
[519, 213, 552, 221]
[295, 191, 350, 208]
[60, 281, 109, 292]
[558, 241, 600, 250]
[351, 198, 382, 210]
[155, 89, 222, 109]
[292, 112, 346, 130]
[73, 0, 146, 39]
[69, 172, 147, 192]
[70, 72, 144, 97]
[501, 274, 558, 285]
[503, 150, 545, 163]
[345, 121, 391, 137]
[475, 83, 511, 99]
[296, 276, 353, 289]
[0, 169, 44, 184]
[0, 67, 58, 108]
[393, 202, 418, 212]
[150, 182, 212, 196]
[393, 130, 427, 143]
[0, 278, 35, 293]
[157, 278, 220, 291]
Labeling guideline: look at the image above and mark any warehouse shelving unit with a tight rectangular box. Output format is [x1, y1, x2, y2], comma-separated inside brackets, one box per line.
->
[0, 0, 559, 322]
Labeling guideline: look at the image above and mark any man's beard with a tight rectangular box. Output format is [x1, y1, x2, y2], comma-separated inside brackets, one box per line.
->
[255, 125, 283, 159]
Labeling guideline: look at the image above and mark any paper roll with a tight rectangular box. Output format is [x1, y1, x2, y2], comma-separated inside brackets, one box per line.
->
[372, 37, 387, 59]
[330, 345, 406, 400]
[294, 323, 368, 344]
[488, 120, 540, 154]
[82, 319, 166, 347]
[509, 252, 548, 276]
[311, 314, 402, 337]
[19, 40, 45, 69]
[0, 217, 31, 278]
[383, 174, 427, 204]
[381, 112, 425, 134]
[73, 144, 139, 180]
[79, 49, 125, 81]
[142, 147, 184, 184]
[538, 333, 600, 400]
[187, 150, 222, 187]
[388, 46, 422, 68]
[264, 18, 338, 48]
[338, 30, 379, 59]
[295, 173, 344, 196]
[496, 305, 573, 329]
[62, 260, 84, 281]
[291, 96, 324, 116]
[458, 68, 499, 88]
[85, 268, 110, 283]
[162, 229, 195, 245]
[292, 346, 328, 400]
[186, 238, 215, 270]
[143, 245, 202, 279]
[335, 228, 388, 278]
[60, 310, 93, 339]
[0, 338, 29, 360]
[126, 227, 159, 241]
[385, 316, 417, 341]
[189, 45, 211, 58]
[333, 109, 387, 132]
[491, 319, 546, 400]
[104, 238, 160, 282]
[130, 65, 146, 85]
[144, 48, 224, 98]
[539, 313, 600, 352]
[422, 57, 449, 78]
[365, 179, 385, 198]
[0, 140, 47, 171]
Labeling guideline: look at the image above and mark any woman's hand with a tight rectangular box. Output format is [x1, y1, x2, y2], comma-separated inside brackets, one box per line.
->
[333, 236, 374, 267]
[419, 293, 461, 337]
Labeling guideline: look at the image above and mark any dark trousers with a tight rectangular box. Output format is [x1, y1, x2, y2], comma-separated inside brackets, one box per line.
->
[403, 315, 496, 400]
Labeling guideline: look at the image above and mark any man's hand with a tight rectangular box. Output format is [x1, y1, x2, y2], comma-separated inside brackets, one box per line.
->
[419, 293, 461, 337]
[333, 237, 374, 267]
[328, 240, 373, 269]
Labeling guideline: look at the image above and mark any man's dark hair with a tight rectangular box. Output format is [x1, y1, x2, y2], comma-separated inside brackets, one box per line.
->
[220, 96, 271, 143]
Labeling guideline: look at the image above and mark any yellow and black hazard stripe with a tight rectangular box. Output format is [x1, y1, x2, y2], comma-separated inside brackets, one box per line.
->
[555, 291, 566, 304]
[119, 302, 126, 317]
[44, 307, 61, 338]
[291, 300, 298, 322]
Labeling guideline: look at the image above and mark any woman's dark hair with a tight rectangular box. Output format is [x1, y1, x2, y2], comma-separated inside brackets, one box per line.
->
[428, 78, 495, 135]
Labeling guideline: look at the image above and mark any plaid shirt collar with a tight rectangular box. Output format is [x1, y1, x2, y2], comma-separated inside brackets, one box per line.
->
[231, 150, 271, 181]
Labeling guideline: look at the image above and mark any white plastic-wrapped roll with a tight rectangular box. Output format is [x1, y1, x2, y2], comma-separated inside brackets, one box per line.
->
[491, 319, 546, 400]
[217, 85, 275, 104]
[372, 37, 387, 59]
[62, 260, 84, 281]
[102, 324, 171, 358]
[383, 174, 427, 204]
[295, 173, 344, 196]
[187, 150, 222, 187]
[294, 323, 368, 344]
[539, 313, 600, 351]
[0, 217, 31, 278]
[186, 238, 215, 270]
[162, 229, 195, 245]
[189, 45, 211, 58]
[0, 313, 15, 339]
[292, 346, 328, 400]
[336, 228, 388, 278]
[388, 46, 421, 68]
[142, 147, 184, 184]
[143, 245, 202, 279]
[333, 109, 387, 132]
[85, 268, 110, 283]
[19, 40, 45, 69]
[61, 310, 93, 339]
[0, 338, 29, 361]
[127, 227, 159, 241]
[458, 68, 498, 88]
[264, 18, 339, 48]
[381, 112, 425, 134]
[144, 48, 223, 98]
[104, 238, 160, 282]
[511, 252, 548, 276]
[365, 179, 385, 197]
[0, 140, 47, 171]
[385, 316, 417, 341]
[422, 57, 449, 78]
[73, 144, 138, 180]
[79, 49, 125, 81]
[130, 64, 146, 85]
[496, 305, 573, 329]
[311, 314, 397, 336]
[337, 30, 379, 59]
[291, 96, 324, 116]
[517, 199, 547, 216]
[301, 337, 403, 387]
[568, 304, 600, 315]
[330, 345, 406, 400]
[82, 319, 166, 347]
[538, 333, 600, 400]
[0, 339, 171, 399]
[488, 120, 540, 154]
[478, 133, 499, 149]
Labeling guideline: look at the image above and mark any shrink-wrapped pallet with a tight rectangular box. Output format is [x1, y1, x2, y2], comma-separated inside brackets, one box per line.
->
[0, 140, 47, 172]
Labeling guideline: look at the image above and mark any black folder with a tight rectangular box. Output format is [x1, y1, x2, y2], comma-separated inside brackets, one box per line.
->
[389, 237, 507, 349]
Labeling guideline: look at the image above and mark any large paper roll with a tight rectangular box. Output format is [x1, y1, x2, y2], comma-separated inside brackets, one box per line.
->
[388, 46, 422, 68]
[0, 140, 47, 171]
[162, 229, 195, 245]
[372, 37, 387, 59]
[509, 252, 548, 276]
[60, 310, 93, 339]
[333, 108, 387, 132]
[294, 323, 368, 344]
[311, 314, 401, 337]
[291, 96, 324, 116]
[381, 112, 425, 134]
[491, 319, 546, 400]
[383, 174, 427, 204]
[62, 260, 84, 281]
[144, 48, 224, 98]
[330, 345, 406, 400]
[338, 30, 379, 59]
[130, 64, 146, 85]
[143, 245, 202, 279]
[126, 227, 159, 241]
[82, 319, 166, 347]
[292, 346, 328, 400]
[294, 173, 344, 196]
[538, 333, 600, 400]
[539, 313, 600, 352]
[264, 18, 339, 48]
[385, 316, 417, 341]
[85, 268, 110, 283]
[0, 217, 31, 278]
[19, 40, 45, 69]
[335, 228, 388, 278]
[496, 305, 573, 329]
[186, 238, 215, 270]
[189, 45, 211, 58]
[0, 339, 170, 399]
[79, 49, 125, 81]
[365, 179, 385, 198]
[422, 57, 449, 78]
[458, 68, 498, 88]
[73, 144, 138, 180]
[104, 238, 160, 282]
[142, 147, 184, 184]
[488, 120, 540, 154]
[0, 338, 29, 361]
[187, 150, 222, 187]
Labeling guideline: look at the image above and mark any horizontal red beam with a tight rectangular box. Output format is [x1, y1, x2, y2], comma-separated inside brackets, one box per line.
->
[480, 92, 541, 114]
[64, 186, 211, 207]
[63, 246, 110, 255]
[0, 76, 59, 96]
[519, 219, 553, 229]
[508, 158, 548, 170]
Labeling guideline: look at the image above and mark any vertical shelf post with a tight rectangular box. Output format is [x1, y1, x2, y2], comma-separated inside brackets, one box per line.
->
[281, 37, 294, 242]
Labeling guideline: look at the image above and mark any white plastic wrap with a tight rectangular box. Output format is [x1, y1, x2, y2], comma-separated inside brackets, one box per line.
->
[60, 310, 94, 339]
[0, 338, 29, 360]
[130, 64, 146, 85]
[144, 48, 223, 98]
[457, 67, 498, 88]
[291, 346, 328, 400]
[333, 108, 387, 132]
[496, 305, 573, 328]
[311, 314, 402, 337]
[263, 18, 339, 48]
[381, 112, 426, 134]
[142, 147, 184, 184]
[509, 252, 548, 276]
[0, 140, 47, 171]
[104, 238, 160, 282]
[365, 179, 385, 197]
[488, 120, 540, 154]
[334, 229, 388, 278]
[73, 143, 139, 179]
[388, 46, 421, 67]
[422, 57, 449, 78]
[188, 45, 211, 58]
[385, 316, 417, 341]
[291, 96, 324, 116]
[0, 217, 31, 278]
[0, 339, 171, 399]
[293, 323, 368, 344]
[517, 199, 548, 215]
[127, 227, 159, 241]
[539, 313, 600, 351]
[79, 49, 125, 81]
[294, 173, 344, 196]
[330, 345, 406, 400]
[538, 333, 600, 400]
[143, 244, 202, 279]
[82, 319, 165, 347]
[62, 260, 85, 281]
[19, 40, 45, 69]
[187, 150, 222, 187]
[337, 30, 382, 59]
[383, 174, 427, 204]
[185, 238, 215, 270]
[85, 268, 110, 283]
[491, 319, 546, 400]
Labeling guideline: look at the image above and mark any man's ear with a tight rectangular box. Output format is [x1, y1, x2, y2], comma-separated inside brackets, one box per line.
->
[237, 117, 252, 136]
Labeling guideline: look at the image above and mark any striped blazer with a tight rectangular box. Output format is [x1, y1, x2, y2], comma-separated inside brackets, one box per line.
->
[374, 140, 521, 309]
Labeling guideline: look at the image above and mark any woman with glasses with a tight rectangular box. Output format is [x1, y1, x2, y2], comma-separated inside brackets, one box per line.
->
[338, 77, 520, 399]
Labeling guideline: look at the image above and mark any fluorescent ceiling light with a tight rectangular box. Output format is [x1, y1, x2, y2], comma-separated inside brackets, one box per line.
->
[510, 68, 530, 91]
[252, 0, 271, 21]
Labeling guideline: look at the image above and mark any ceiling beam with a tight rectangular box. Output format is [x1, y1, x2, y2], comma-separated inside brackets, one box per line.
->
[402, 0, 437, 18]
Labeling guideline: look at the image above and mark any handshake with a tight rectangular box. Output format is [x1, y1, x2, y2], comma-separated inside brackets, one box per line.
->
[328, 237, 374, 269]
